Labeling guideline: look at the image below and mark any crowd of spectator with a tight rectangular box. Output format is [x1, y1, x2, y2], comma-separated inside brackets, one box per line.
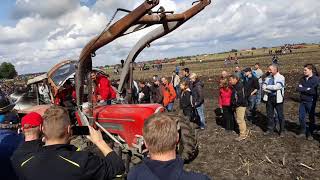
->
[1, 60, 319, 179]
[218, 63, 319, 141]
[134, 67, 207, 129]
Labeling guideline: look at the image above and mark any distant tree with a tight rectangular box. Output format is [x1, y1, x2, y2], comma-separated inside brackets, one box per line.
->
[0, 62, 17, 79]
[230, 49, 238, 52]
[251, 47, 257, 50]
[262, 47, 268, 49]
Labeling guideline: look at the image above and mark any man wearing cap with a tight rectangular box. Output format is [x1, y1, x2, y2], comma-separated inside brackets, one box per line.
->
[0, 89, 23, 180]
[11, 112, 44, 180]
[12, 105, 124, 180]
[243, 67, 260, 122]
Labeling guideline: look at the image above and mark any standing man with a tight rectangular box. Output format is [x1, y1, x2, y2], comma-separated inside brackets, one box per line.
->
[161, 77, 176, 112]
[190, 73, 206, 130]
[38, 81, 51, 103]
[296, 64, 319, 140]
[150, 76, 163, 104]
[253, 63, 264, 105]
[243, 68, 260, 121]
[11, 112, 44, 178]
[229, 75, 249, 141]
[138, 81, 151, 104]
[262, 64, 285, 136]
[91, 71, 115, 105]
[171, 71, 181, 98]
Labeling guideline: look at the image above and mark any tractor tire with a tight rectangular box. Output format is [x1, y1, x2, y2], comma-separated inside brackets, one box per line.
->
[166, 113, 198, 163]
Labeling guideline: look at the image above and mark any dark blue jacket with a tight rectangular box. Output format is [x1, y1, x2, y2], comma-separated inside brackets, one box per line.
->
[128, 157, 211, 180]
[296, 75, 319, 102]
[0, 129, 23, 180]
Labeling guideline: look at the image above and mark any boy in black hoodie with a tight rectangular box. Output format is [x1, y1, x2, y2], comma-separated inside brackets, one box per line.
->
[128, 113, 210, 180]
[179, 81, 193, 121]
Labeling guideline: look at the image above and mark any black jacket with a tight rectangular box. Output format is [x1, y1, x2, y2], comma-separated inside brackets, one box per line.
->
[296, 75, 319, 102]
[180, 89, 193, 117]
[11, 141, 125, 180]
[192, 80, 204, 107]
[231, 82, 248, 107]
[244, 76, 259, 97]
[127, 157, 210, 180]
[150, 84, 163, 104]
[140, 85, 151, 103]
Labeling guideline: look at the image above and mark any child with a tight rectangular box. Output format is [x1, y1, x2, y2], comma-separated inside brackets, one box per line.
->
[179, 81, 193, 121]
[219, 78, 234, 131]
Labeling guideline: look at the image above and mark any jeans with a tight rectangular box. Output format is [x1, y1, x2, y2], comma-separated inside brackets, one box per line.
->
[196, 104, 206, 128]
[266, 96, 285, 133]
[248, 95, 257, 118]
[235, 107, 247, 136]
[166, 102, 174, 112]
[299, 101, 314, 136]
[256, 81, 262, 105]
[174, 86, 181, 98]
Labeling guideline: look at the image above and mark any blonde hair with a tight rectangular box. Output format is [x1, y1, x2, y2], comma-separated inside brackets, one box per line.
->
[43, 106, 70, 140]
[189, 73, 197, 80]
[143, 113, 178, 154]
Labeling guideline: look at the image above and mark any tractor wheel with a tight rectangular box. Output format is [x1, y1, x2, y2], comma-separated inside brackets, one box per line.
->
[167, 113, 198, 163]
[177, 119, 198, 163]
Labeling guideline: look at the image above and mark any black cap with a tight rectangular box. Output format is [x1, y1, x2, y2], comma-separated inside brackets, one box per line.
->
[243, 67, 252, 72]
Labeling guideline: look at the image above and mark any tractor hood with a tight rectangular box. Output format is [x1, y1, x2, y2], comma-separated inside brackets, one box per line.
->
[90, 103, 164, 147]
[93, 104, 163, 121]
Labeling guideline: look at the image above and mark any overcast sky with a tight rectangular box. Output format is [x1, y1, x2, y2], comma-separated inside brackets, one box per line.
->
[0, 0, 319, 74]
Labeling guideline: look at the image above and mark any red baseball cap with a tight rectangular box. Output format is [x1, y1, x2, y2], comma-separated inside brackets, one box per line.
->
[21, 112, 43, 129]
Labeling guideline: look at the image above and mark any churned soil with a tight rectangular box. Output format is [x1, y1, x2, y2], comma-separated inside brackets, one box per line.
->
[184, 72, 320, 180]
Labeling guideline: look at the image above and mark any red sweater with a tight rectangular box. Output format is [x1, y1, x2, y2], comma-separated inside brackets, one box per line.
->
[218, 87, 232, 107]
[95, 75, 111, 100]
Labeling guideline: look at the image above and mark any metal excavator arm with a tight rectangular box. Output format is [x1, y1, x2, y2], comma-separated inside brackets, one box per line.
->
[76, 0, 161, 107]
[117, 0, 211, 96]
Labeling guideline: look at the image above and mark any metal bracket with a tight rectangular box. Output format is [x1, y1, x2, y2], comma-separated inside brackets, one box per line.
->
[95, 121, 125, 149]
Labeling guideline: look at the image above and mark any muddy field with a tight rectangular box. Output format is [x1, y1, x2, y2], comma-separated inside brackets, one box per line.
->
[124, 47, 320, 179]
[182, 50, 320, 179]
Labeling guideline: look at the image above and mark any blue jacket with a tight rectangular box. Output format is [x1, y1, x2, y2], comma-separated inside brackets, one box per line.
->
[128, 157, 211, 180]
[0, 129, 23, 180]
[296, 75, 319, 102]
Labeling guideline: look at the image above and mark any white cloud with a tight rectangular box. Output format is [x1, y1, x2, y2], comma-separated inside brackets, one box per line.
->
[0, 15, 53, 44]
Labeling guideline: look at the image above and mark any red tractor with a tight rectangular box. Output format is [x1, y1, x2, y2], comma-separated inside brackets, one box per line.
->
[19, 0, 211, 172]
[74, 0, 211, 170]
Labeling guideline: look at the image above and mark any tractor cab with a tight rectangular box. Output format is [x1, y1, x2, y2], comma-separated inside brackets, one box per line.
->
[14, 60, 109, 117]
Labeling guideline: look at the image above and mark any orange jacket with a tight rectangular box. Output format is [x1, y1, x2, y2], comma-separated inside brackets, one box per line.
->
[162, 83, 176, 107]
